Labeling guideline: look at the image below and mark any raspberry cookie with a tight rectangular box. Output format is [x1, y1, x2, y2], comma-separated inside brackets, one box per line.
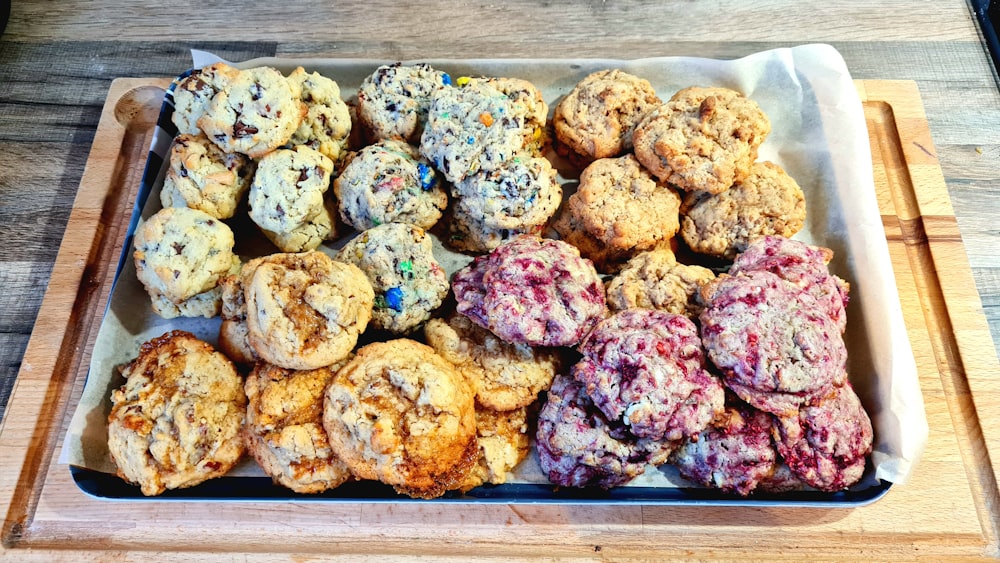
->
[424, 313, 562, 411]
[452, 235, 607, 347]
[536, 375, 672, 489]
[107, 331, 246, 496]
[171, 62, 240, 137]
[699, 270, 848, 416]
[333, 139, 447, 232]
[604, 248, 716, 317]
[336, 223, 449, 334]
[322, 339, 477, 499]
[160, 133, 255, 220]
[680, 161, 806, 259]
[357, 62, 453, 143]
[553, 69, 661, 162]
[633, 86, 771, 194]
[242, 251, 374, 371]
[244, 360, 353, 494]
[287, 67, 352, 163]
[199, 66, 307, 158]
[573, 309, 724, 441]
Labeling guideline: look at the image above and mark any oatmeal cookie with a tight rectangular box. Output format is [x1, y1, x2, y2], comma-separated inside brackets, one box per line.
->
[633, 86, 771, 194]
[286, 67, 352, 163]
[680, 161, 806, 259]
[420, 79, 528, 184]
[171, 62, 240, 137]
[199, 65, 307, 158]
[452, 235, 607, 347]
[699, 270, 848, 416]
[457, 405, 532, 491]
[242, 251, 375, 371]
[336, 223, 449, 333]
[322, 339, 477, 499]
[730, 235, 850, 333]
[248, 145, 334, 237]
[160, 133, 255, 220]
[536, 375, 672, 489]
[132, 206, 238, 310]
[333, 139, 447, 232]
[107, 331, 246, 496]
[553, 69, 661, 161]
[573, 309, 724, 441]
[244, 360, 353, 494]
[553, 155, 681, 273]
[772, 383, 873, 492]
[357, 62, 453, 143]
[604, 248, 715, 317]
[424, 314, 561, 411]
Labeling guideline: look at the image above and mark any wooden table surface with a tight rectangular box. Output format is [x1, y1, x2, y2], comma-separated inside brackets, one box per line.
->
[1, 1, 999, 559]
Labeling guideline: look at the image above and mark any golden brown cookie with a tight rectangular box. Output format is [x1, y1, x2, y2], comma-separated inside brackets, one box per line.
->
[457, 405, 532, 492]
[604, 248, 716, 317]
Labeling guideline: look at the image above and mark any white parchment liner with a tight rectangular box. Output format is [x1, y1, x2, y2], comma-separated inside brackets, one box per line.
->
[61, 44, 927, 492]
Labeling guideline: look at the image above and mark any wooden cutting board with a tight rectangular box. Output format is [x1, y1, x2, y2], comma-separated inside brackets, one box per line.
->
[0, 78, 996, 560]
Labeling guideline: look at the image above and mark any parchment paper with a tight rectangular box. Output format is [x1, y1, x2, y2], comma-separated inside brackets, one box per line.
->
[61, 44, 928, 491]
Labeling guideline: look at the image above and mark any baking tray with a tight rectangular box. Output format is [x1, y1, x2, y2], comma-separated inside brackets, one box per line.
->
[62, 48, 916, 506]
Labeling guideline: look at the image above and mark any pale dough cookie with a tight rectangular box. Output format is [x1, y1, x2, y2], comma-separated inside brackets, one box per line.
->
[457, 405, 532, 491]
[452, 154, 562, 237]
[160, 133, 255, 220]
[242, 251, 375, 371]
[287, 66, 353, 163]
[553, 155, 681, 273]
[553, 69, 661, 161]
[633, 86, 771, 194]
[199, 65, 307, 158]
[604, 248, 716, 317]
[424, 314, 562, 412]
[217, 271, 257, 368]
[248, 145, 335, 235]
[322, 339, 478, 499]
[420, 80, 528, 184]
[444, 203, 522, 254]
[463, 76, 549, 155]
[147, 256, 239, 320]
[171, 62, 240, 136]
[336, 223, 449, 334]
[244, 360, 353, 494]
[107, 331, 246, 496]
[261, 198, 337, 253]
[357, 63, 453, 143]
[680, 161, 806, 259]
[132, 206, 237, 308]
[333, 139, 447, 232]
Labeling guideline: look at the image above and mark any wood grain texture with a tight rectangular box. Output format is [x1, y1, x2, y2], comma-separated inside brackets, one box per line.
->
[0, 78, 995, 560]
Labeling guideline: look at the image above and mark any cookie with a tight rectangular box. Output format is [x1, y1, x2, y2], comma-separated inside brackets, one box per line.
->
[286, 66, 353, 163]
[463, 76, 549, 155]
[604, 248, 716, 317]
[356, 62, 453, 143]
[217, 271, 256, 367]
[573, 309, 725, 441]
[333, 139, 447, 232]
[680, 161, 806, 259]
[633, 86, 771, 194]
[147, 279, 231, 320]
[336, 223, 449, 334]
[698, 270, 848, 416]
[424, 314, 562, 411]
[242, 251, 375, 371]
[452, 235, 607, 347]
[420, 79, 528, 184]
[553, 155, 681, 273]
[243, 360, 353, 494]
[772, 383, 873, 492]
[535, 374, 672, 489]
[199, 66, 307, 158]
[107, 331, 246, 496]
[669, 401, 787, 496]
[457, 405, 532, 491]
[248, 145, 335, 236]
[552, 69, 661, 161]
[730, 235, 849, 333]
[444, 202, 520, 254]
[261, 198, 337, 253]
[160, 133, 255, 220]
[132, 206, 238, 310]
[322, 339, 478, 499]
[171, 62, 240, 137]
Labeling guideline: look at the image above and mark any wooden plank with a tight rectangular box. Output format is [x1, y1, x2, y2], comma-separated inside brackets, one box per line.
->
[0, 78, 996, 560]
